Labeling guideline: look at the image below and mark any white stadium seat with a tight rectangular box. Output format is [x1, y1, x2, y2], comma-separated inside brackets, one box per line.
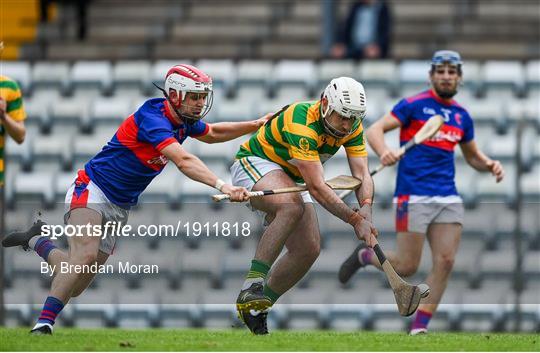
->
[236, 60, 273, 86]
[31, 61, 70, 92]
[87, 97, 133, 129]
[113, 61, 151, 96]
[317, 60, 356, 85]
[358, 60, 397, 86]
[0, 61, 31, 93]
[70, 60, 113, 94]
[271, 60, 317, 92]
[195, 59, 236, 90]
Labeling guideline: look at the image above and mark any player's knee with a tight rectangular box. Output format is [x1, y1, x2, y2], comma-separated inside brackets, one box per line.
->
[277, 202, 305, 222]
[434, 253, 455, 272]
[397, 262, 419, 277]
[301, 238, 320, 263]
[72, 248, 99, 267]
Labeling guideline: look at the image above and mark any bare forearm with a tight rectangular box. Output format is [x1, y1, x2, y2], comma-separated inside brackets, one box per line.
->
[308, 184, 355, 223]
[366, 124, 387, 156]
[1, 114, 25, 144]
[175, 154, 219, 187]
[467, 151, 493, 171]
[209, 121, 259, 142]
[355, 172, 374, 203]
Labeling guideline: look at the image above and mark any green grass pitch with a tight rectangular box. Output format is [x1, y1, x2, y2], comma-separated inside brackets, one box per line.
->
[0, 328, 538, 351]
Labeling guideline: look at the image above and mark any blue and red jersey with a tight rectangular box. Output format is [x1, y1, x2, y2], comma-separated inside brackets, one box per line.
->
[85, 98, 209, 207]
[391, 89, 474, 196]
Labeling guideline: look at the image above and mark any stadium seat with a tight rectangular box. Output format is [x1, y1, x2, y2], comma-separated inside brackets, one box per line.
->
[275, 86, 311, 102]
[317, 60, 356, 86]
[235, 60, 273, 89]
[1, 61, 32, 94]
[86, 97, 132, 130]
[476, 164, 516, 205]
[31, 61, 70, 94]
[398, 60, 429, 96]
[195, 59, 236, 94]
[521, 166, 540, 202]
[50, 95, 92, 130]
[235, 85, 268, 108]
[13, 170, 55, 208]
[148, 60, 192, 94]
[358, 60, 398, 88]
[70, 61, 114, 96]
[464, 97, 505, 129]
[485, 131, 517, 161]
[525, 60, 540, 90]
[5, 129, 33, 170]
[216, 97, 255, 122]
[73, 126, 118, 162]
[138, 164, 182, 205]
[31, 129, 74, 171]
[481, 61, 525, 97]
[270, 60, 317, 96]
[112, 60, 151, 93]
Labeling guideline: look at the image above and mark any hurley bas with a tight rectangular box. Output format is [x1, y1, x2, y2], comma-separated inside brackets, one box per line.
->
[40, 261, 159, 276]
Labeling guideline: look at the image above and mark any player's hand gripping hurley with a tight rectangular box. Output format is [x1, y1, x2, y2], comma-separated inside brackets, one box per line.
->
[212, 175, 362, 202]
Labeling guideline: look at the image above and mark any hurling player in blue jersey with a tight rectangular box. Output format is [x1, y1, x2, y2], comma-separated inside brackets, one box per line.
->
[338, 51, 504, 334]
[2, 64, 272, 335]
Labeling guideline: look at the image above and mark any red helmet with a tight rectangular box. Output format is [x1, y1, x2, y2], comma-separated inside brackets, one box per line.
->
[164, 64, 213, 124]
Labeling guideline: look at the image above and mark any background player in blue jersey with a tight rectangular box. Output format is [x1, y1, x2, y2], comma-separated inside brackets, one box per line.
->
[2, 64, 271, 335]
[338, 51, 504, 335]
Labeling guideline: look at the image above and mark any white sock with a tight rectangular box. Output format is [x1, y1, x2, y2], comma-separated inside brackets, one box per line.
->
[28, 235, 43, 250]
[241, 277, 264, 291]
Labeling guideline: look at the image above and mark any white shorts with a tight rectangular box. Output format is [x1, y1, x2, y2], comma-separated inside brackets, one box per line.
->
[64, 170, 130, 255]
[231, 156, 312, 224]
[394, 195, 464, 234]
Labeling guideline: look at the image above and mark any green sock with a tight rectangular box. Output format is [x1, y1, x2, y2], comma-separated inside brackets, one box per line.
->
[242, 259, 270, 290]
[263, 284, 281, 304]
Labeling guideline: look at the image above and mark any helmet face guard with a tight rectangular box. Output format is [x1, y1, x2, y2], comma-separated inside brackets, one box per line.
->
[162, 64, 214, 125]
[430, 50, 463, 74]
[321, 77, 367, 139]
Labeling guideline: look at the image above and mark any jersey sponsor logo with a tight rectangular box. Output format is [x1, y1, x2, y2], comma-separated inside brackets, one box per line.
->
[454, 113, 462, 125]
[147, 155, 168, 166]
[299, 137, 310, 152]
[430, 130, 462, 144]
[423, 107, 437, 116]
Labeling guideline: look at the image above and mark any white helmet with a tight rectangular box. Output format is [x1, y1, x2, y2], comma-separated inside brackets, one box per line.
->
[163, 64, 213, 124]
[321, 77, 367, 138]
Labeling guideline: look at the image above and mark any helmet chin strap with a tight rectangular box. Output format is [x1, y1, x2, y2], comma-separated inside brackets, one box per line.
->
[153, 83, 200, 125]
[321, 101, 350, 139]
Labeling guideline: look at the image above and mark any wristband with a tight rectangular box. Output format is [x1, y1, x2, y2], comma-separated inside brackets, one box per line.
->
[347, 210, 364, 226]
[361, 198, 373, 207]
[214, 179, 226, 192]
